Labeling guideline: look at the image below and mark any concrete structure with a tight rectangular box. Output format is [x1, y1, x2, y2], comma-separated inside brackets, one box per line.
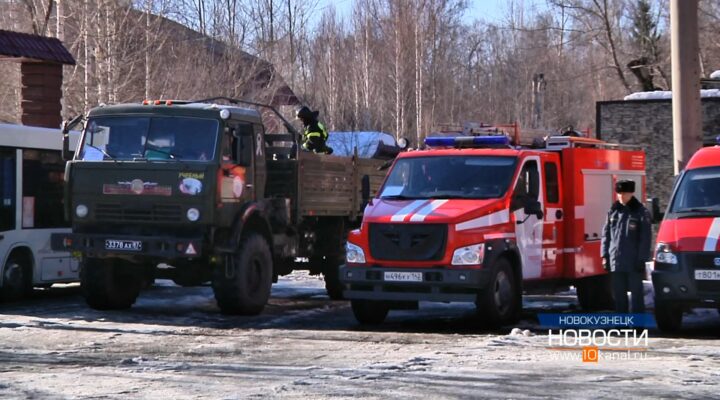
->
[596, 98, 720, 207]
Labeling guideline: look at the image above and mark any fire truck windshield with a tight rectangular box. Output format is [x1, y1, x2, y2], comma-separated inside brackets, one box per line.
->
[669, 166, 720, 216]
[380, 156, 517, 200]
[79, 116, 219, 161]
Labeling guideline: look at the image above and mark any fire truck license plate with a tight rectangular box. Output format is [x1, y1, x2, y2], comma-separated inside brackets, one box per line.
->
[384, 272, 423, 282]
[105, 239, 143, 251]
[694, 270, 720, 280]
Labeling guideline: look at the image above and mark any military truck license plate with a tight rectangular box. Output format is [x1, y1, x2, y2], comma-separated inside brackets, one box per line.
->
[695, 270, 720, 280]
[384, 272, 423, 282]
[105, 239, 143, 251]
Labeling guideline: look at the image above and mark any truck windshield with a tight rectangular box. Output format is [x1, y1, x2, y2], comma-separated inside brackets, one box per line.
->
[79, 116, 219, 161]
[380, 156, 517, 199]
[669, 166, 720, 216]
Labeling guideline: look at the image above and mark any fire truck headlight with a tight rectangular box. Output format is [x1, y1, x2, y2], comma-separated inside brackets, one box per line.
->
[346, 242, 366, 264]
[655, 242, 678, 265]
[186, 208, 200, 222]
[452, 243, 485, 266]
[75, 204, 89, 218]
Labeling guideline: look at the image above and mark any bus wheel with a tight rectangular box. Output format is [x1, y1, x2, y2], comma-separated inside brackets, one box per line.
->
[81, 258, 141, 310]
[351, 299, 389, 325]
[476, 258, 520, 328]
[1, 256, 30, 301]
[212, 234, 272, 315]
[654, 300, 683, 333]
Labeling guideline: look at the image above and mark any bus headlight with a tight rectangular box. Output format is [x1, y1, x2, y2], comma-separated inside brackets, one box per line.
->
[186, 208, 200, 222]
[346, 242, 366, 264]
[75, 204, 88, 218]
[452, 243, 485, 266]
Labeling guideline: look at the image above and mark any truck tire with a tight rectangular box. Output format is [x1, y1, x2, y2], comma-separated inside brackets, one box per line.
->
[213, 234, 272, 315]
[1, 256, 31, 301]
[654, 301, 683, 332]
[576, 274, 615, 311]
[351, 299, 389, 324]
[81, 258, 141, 310]
[476, 258, 520, 327]
[318, 256, 344, 300]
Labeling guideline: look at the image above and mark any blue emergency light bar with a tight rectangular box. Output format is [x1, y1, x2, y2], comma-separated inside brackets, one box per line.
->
[424, 135, 511, 148]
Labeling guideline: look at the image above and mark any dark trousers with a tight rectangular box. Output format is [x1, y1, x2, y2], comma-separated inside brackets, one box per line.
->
[612, 270, 645, 313]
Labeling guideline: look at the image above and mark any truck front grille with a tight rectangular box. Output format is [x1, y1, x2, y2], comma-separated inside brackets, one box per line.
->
[95, 203, 182, 223]
[368, 223, 447, 261]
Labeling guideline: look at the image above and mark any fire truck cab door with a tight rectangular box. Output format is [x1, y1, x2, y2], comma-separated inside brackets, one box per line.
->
[511, 157, 543, 279]
[540, 159, 563, 278]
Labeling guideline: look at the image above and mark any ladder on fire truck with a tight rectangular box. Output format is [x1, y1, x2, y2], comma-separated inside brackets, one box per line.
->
[544, 135, 642, 150]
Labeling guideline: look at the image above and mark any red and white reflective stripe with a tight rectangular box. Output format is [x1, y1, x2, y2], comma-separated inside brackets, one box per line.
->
[409, 200, 448, 222]
[484, 233, 516, 240]
[455, 209, 510, 231]
[390, 200, 427, 222]
[704, 218, 720, 252]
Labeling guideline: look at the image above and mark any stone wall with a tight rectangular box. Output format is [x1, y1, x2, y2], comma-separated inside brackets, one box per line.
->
[597, 98, 720, 208]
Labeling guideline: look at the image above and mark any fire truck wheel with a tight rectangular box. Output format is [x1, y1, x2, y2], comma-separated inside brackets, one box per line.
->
[1, 256, 31, 301]
[81, 258, 141, 310]
[213, 234, 273, 315]
[319, 257, 344, 300]
[576, 275, 615, 311]
[351, 299, 389, 324]
[476, 258, 520, 327]
[654, 301, 683, 332]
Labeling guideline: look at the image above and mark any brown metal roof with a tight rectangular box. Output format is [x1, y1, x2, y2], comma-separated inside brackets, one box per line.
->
[0, 29, 75, 65]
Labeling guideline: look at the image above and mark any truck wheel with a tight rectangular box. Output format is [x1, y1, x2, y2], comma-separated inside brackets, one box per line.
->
[476, 258, 520, 327]
[81, 258, 141, 310]
[1, 256, 31, 301]
[351, 299, 389, 324]
[318, 256, 344, 300]
[213, 234, 273, 315]
[654, 301, 683, 332]
[576, 274, 615, 311]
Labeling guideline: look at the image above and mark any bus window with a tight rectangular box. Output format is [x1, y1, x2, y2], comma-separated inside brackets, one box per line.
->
[22, 150, 66, 229]
[0, 149, 15, 232]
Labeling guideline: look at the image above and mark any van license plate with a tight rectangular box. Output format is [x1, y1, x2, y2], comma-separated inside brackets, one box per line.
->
[694, 270, 720, 280]
[384, 272, 423, 282]
[105, 240, 143, 251]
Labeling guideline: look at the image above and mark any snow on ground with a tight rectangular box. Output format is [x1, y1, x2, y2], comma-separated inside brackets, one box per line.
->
[0, 271, 719, 399]
[710, 70, 720, 79]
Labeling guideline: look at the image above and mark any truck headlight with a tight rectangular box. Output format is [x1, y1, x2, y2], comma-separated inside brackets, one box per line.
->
[452, 243, 485, 266]
[655, 242, 678, 264]
[186, 208, 200, 222]
[346, 242, 366, 264]
[75, 204, 88, 218]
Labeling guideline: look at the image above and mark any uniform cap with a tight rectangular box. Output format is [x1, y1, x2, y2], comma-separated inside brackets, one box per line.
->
[615, 179, 635, 193]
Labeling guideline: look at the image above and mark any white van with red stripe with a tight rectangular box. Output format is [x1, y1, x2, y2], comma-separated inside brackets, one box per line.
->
[340, 134, 646, 325]
[652, 145, 720, 332]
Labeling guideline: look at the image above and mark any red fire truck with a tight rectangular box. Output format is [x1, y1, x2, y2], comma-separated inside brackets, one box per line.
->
[340, 134, 647, 325]
[652, 145, 720, 332]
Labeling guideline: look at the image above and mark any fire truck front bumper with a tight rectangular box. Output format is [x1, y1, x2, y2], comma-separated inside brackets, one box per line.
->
[50, 232, 204, 259]
[339, 265, 492, 302]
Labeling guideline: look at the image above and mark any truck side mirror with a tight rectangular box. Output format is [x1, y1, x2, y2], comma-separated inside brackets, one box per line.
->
[361, 175, 371, 208]
[647, 197, 664, 223]
[522, 200, 544, 220]
[61, 115, 83, 161]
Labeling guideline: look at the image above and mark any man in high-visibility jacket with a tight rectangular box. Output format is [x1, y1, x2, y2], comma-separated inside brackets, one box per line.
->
[296, 106, 333, 154]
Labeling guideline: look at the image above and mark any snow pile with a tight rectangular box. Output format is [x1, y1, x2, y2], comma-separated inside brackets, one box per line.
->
[710, 70, 720, 79]
[624, 89, 720, 100]
[327, 131, 397, 158]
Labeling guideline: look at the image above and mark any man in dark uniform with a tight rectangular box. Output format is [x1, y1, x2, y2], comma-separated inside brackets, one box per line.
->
[296, 106, 332, 154]
[601, 180, 652, 313]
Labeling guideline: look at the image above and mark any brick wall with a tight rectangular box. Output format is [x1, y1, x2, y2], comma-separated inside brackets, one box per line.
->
[597, 98, 720, 208]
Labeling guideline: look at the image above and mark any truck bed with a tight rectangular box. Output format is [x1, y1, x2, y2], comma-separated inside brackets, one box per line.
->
[266, 152, 386, 221]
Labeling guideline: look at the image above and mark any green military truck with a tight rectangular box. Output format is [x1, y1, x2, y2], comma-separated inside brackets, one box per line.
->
[52, 98, 391, 314]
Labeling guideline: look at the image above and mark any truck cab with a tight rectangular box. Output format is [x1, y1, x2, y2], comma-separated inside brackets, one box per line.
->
[340, 134, 647, 325]
[652, 145, 720, 332]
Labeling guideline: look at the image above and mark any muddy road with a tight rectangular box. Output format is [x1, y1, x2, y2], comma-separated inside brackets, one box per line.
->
[1, 273, 719, 399]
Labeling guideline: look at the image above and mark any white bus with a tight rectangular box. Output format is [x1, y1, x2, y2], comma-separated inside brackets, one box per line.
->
[0, 123, 79, 300]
